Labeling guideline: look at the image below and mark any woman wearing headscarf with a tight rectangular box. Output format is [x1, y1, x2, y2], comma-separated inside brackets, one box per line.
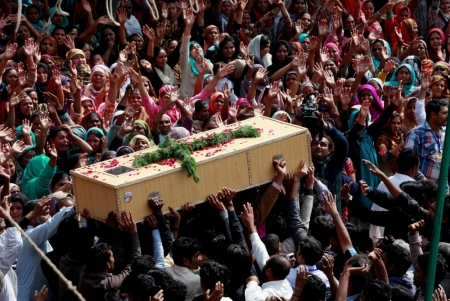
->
[128, 134, 153, 151]
[375, 112, 404, 176]
[240, 63, 270, 99]
[324, 43, 341, 66]
[179, 17, 214, 98]
[298, 33, 311, 53]
[25, 4, 44, 31]
[84, 127, 106, 164]
[385, 64, 418, 96]
[60, 49, 91, 86]
[81, 64, 111, 111]
[345, 99, 397, 209]
[34, 63, 53, 104]
[203, 25, 221, 54]
[427, 28, 446, 62]
[434, 61, 450, 74]
[146, 46, 177, 94]
[429, 74, 450, 99]
[371, 39, 391, 72]
[392, 18, 418, 57]
[401, 97, 417, 134]
[239, 11, 258, 46]
[356, 85, 384, 123]
[385, 4, 414, 48]
[15, 147, 38, 187]
[248, 35, 272, 68]
[276, 0, 308, 40]
[21, 152, 57, 200]
[42, 7, 69, 36]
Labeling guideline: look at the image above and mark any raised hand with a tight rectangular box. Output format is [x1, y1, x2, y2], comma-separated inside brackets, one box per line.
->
[368, 248, 383, 262]
[120, 211, 138, 233]
[63, 35, 75, 50]
[8, 92, 22, 108]
[240, 41, 249, 57]
[0, 127, 13, 139]
[241, 202, 256, 231]
[318, 191, 338, 216]
[140, 59, 152, 73]
[4, 43, 18, 60]
[368, 28, 381, 41]
[362, 159, 385, 178]
[313, 62, 324, 78]
[34, 285, 48, 301]
[82, 0, 92, 12]
[142, 25, 155, 41]
[319, 47, 328, 63]
[222, 82, 232, 101]
[117, 7, 128, 24]
[46, 143, 58, 159]
[204, 282, 224, 301]
[0, 14, 12, 30]
[148, 196, 164, 214]
[207, 194, 225, 212]
[145, 215, 159, 230]
[0, 164, 11, 179]
[293, 160, 307, 181]
[295, 19, 303, 34]
[39, 111, 52, 130]
[21, 118, 32, 136]
[53, 69, 61, 86]
[17, 69, 27, 87]
[408, 219, 425, 234]
[394, 26, 402, 41]
[23, 38, 35, 57]
[183, 8, 195, 28]
[309, 36, 318, 51]
[196, 57, 210, 74]
[77, 153, 89, 168]
[215, 63, 234, 78]
[318, 19, 327, 36]
[161, 3, 168, 19]
[332, 13, 341, 30]
[254, 68, 268, 82]
[340, 182, 353, 200]
[421, 73, 431, 90]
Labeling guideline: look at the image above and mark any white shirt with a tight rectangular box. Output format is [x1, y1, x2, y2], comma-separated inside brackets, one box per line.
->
[17, 207, 74, 301]
[245, 279, 293, 301]
[166, 265, 203, 301]
[369, 173, 415, 242]
[250, 232, 270, 270]
[0, 227, 22, 301]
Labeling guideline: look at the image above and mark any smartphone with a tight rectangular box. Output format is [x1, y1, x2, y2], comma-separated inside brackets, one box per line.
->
[285, 253, 295, 260]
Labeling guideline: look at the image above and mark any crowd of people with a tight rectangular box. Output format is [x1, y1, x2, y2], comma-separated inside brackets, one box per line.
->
[1, 0, 450, 300]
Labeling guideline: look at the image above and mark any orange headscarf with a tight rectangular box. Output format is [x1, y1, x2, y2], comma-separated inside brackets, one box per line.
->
[209, 92, 224, 114]
[431, 75, 450, 98]
[204, 25, 220, 53]
[400, 18, 417, 45]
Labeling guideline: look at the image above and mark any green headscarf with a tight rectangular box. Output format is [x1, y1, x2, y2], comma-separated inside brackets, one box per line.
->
[348, 110, 380, 209]
[133, 120, 153, 141]
[188, 41, 205, 76]
[16, 125, 36, 146]
[385, 64, 417, 96]
[22, 154, 57, 199]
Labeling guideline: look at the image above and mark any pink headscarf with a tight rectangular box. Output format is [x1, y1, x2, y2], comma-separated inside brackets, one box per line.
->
[158, 86, 182, 124]
[357, 84, 384, 122]
[324, 43, 341, 63]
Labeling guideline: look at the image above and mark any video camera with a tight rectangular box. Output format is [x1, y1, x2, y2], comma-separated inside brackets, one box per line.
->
[299, 93, 330, 142]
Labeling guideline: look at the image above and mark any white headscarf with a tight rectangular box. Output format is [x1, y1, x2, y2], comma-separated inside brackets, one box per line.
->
[248, 35, 272, 68]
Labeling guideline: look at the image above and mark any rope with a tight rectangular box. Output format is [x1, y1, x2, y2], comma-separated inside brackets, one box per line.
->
[189, 0, 200, 13]
[147, 0, 160, 21]
[14, 0, 22, 33]
[106, 0, 121, 27]
[55, 0, 70, 17]
[0, 206, 86, 301]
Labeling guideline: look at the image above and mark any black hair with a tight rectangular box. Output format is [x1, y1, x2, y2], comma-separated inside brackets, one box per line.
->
[131, 255, 156, 275]
[417, 252, 447, 288]
[48, 126, 69, 143]
[298, 238, 323, 265]
[200, 261, 229, 292]
[347, 255, 371, 293]
[260, 35, 271, 51]
[160, 279, 187, 301]
[51, 171, 71, 189]
[23, 200, 38, 217]
[400, 181, 425, 206]
[101, 25, 118, 43]
[116, 147, 134, 156]
[202, 116, 217, 128]
[208, 234, 230, 264]
[300, 273, 326, 301]
[172, 237, 201, 267]
[420, 179, 438, 204]
[426, 99, 449, 121]
[10, 192, 30, 208]
[422, 242, 450, 272]
[147, 268, 173, 285]
[397, 149, 420, 173]
[216, 36, 239, 62]
[271, 40, 291, 66]
[264, 255, 291, 280]
[362, 279, 392, 301]
[262, 234, 280, 256]
[51, 25, 66, 36]
[120, 274, 156, 300]
[391, 286, 414, 301]
[86, 129, 103, 140]
[383, 244, 412, 276]
[104, 288, 122, 301]
[152, 46, 166, 65]
[86, 243, 111, 273]
[223, 244, 253, 281]
[31, 110, 43, 123]
[310, 216, 334, 249]
[194, 100, 208, 113]
[266, 214, 287, 242]
[65, 25, 79, 35]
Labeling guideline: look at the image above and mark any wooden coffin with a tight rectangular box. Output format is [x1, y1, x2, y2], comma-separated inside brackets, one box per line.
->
[71, 116, 312, 221]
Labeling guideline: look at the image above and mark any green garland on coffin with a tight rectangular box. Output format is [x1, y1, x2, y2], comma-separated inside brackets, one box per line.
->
[133, 125, 261, 183]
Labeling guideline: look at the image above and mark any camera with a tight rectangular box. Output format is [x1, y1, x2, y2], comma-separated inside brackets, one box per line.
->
[299, 93, 326, 142]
